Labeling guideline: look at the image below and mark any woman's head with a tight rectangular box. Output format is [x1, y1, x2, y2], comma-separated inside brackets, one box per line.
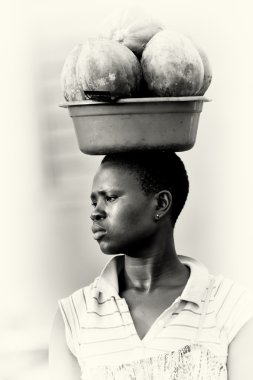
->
[101, 151, 189, 226]
[90, 151, 189, 255]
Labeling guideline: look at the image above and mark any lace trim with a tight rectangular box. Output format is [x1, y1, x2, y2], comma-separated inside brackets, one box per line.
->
[85, 344, 227, 380]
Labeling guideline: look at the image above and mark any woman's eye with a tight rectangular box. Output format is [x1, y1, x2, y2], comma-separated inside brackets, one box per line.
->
[106, 196, 117, 202]
[91, 202, 97, 208]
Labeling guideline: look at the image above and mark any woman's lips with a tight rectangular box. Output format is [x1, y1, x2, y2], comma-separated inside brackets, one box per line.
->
[92, 224, 107, 240]
[93, 230, 107, 240]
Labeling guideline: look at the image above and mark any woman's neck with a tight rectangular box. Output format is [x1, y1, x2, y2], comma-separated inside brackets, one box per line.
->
[121, 233, 189, 293]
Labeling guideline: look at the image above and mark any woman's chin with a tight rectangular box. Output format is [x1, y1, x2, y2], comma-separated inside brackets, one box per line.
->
[98, 241, 122, 255]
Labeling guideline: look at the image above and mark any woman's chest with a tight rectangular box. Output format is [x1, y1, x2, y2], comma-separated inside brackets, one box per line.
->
[120, 288, 183, 339]
[76, 296, 228, 380]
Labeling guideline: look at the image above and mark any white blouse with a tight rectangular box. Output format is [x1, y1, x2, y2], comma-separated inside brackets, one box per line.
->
[59, 255, 253, 379]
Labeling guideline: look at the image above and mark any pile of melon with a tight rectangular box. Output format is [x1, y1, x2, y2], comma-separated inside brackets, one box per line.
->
[61, 8, 212, 102]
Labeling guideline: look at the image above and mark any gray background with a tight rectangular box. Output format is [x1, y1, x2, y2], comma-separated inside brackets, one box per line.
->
[1, 0, 252, 378]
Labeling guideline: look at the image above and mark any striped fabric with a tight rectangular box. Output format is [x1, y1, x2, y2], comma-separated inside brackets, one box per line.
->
[59, 255, 253, 380]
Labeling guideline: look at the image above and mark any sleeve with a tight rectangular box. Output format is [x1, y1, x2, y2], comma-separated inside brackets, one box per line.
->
[58, 296, 80, 357]
[217, 279, 253, 344]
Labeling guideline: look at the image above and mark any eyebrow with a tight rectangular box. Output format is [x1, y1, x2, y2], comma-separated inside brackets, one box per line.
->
[90, 190, 105, 199]
[90, 189, 122, 199]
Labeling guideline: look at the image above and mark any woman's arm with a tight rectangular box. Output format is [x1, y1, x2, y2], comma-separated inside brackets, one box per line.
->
[49, 309, 81, 380]
[227, 317, 253, 380]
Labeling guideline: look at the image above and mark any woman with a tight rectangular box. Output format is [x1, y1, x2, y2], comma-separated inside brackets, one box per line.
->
[49, 151, 253, 379]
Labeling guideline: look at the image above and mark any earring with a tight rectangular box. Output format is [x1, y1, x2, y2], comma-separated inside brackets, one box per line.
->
[155, 214, 160, 221]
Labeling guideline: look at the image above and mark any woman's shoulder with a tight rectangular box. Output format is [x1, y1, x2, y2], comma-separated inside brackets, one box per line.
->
[58, 276, 101, 311]
[56, 277, 102, 357]
[210, 273, 253, 306]
[210, 273, 253, 344]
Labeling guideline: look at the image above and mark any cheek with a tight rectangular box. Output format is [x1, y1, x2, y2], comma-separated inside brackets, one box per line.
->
[99, 205, 155, 254]
[110, 203, 154, 234]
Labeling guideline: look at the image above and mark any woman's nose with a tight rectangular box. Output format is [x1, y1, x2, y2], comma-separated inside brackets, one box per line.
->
[90, 205, 106, 221]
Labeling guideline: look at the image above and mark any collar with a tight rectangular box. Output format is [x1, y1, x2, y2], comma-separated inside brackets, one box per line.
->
[178, 255, 209, 306]
[95, 254, 209, 307]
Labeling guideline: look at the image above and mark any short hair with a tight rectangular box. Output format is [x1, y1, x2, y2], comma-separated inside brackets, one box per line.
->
[101, 151, 189, 226]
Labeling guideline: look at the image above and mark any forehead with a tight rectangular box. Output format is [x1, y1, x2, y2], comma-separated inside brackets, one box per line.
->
[91, 163, 141, 193]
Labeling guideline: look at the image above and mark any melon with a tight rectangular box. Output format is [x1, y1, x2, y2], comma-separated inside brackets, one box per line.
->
[76, 38, 142, 98]
[141, 30, 204, 96]
[60, 44, 86, 101]
[101, 7, 163, 57]
[194, 43, 212, 95]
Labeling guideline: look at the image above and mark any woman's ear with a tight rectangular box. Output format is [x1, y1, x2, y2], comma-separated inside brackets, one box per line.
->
[154, 190, 172, 219]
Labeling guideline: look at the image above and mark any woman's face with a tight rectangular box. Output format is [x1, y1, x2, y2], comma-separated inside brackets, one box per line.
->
[90, 163, 157, 255]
